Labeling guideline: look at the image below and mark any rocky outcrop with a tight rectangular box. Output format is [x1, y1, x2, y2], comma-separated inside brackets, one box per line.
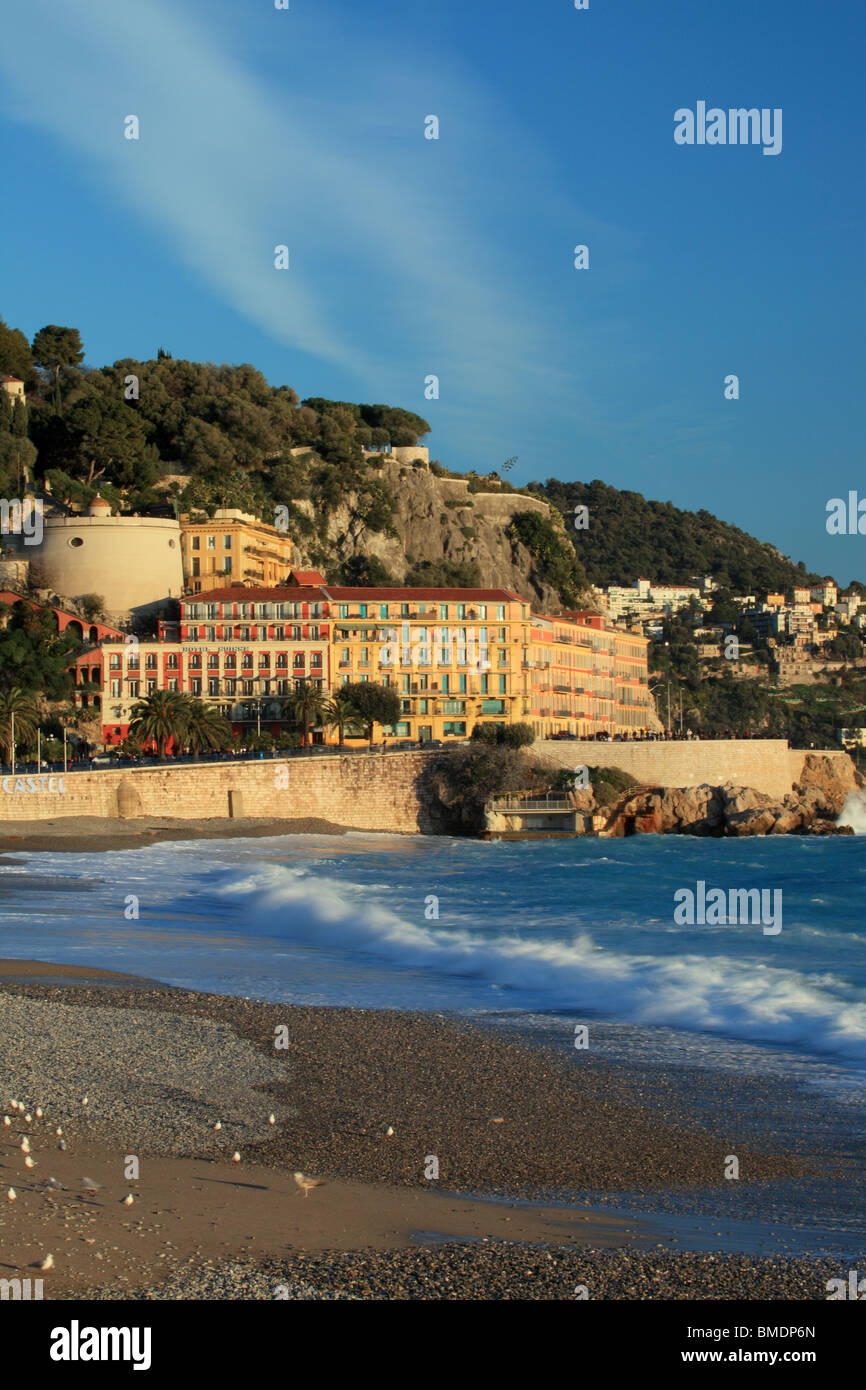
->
[293, 460, 586, 610]
[599, 780, 855, 837]
[795, 752, 863, 817]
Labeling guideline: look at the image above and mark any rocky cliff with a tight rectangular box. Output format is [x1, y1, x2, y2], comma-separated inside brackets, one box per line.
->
[292, 461, 592, 610]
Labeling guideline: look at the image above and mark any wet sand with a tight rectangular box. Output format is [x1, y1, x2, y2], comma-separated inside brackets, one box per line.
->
[0, 815, 351, 854]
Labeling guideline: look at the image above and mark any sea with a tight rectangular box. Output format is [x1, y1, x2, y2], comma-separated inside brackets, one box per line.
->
[1, 791, 865, 1259]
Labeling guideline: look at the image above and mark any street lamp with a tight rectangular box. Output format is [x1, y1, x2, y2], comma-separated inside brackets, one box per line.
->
[648, 680, 671, 737]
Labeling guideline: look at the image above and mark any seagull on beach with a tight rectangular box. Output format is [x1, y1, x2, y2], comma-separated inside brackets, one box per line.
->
[57, 1140, 67, 1152]
[2, 1116, 9, 1127]
[32, 1254, 54, 1271]
[24, 1156, 36, 1169]
[55, 1128, 62, 1137]
[214, 1121, 222, 1131]
[293, 1171, 326, 1199]
[80, 1177, 102, 1193]
[121, 1194, 134, 1207]
[46, 1177, 66, 1192]
[6, 1187, 16, 1203]
[385, 1125, 395, 1137]
[231, 1151, 241, 1163]
[35, 1108, 43, 1120]
[19, 1137, 30, 1153]
[268, 1114, 276, 1126]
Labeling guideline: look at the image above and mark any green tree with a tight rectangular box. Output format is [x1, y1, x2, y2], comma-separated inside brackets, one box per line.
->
[182, 698, 231, 755]
[0, 389, 12, 433]
[0, 605, 79, 699]
[323, 693, 362, 746]
[128, 689, 189, 757]
[11, 397, 27, 438]
[31, 325, 85, 412]
[0, 687, 39, 764]
[0, 317, 34, 383]
[0, 434, 37, 495]
[283, 679, 327, 747]
[341, 680, 401, 746]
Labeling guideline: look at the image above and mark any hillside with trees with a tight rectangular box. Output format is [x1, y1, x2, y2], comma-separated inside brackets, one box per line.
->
[531, 478, 831, 594]
[1, 312, 854, 613]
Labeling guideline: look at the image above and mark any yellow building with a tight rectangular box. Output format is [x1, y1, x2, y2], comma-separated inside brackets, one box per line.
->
[530, 611, 651, 738]
[326, 585, 532, 743]
[180, 509, 294, 593]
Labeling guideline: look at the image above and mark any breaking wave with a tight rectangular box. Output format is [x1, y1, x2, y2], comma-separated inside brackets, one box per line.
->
[218, 864, 866, 1064]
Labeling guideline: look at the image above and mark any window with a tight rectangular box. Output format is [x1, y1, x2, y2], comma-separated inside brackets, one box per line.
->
[360, 647, 369, 665]
[358, 604, 368, 618]
[109, 653, 121, 669]
[293, 653, 305, 668]
[459, 674, 467, 693]
[442, 674, 449, 693]
[224, 654, 236, 670]
[167, 653, 178, 669]
[259, 653, 270, 668]
[189, 654, 201, 669]
[276, 652, 288, 668]
[168, 678, 179, 692]
[208, 678, 219, 696]
[499, 649, 509, 666]
[379, 604, 389, 619]
[127, 652, 139, 669]
[242, 654, 253, 669]
[439, 604, 448, 620]
[420, 674, 428, 691]
[242, 680, 254, 695]
[146, 679, 156, 694]
[310, 652, 322, 667]
[499, 675, 507, 694]
[191, 678, 201, 694]
[341, 647, 350, 664]
[208, 654, 219, 668]
[401, 603, 410, 618]
[339, 605, 349, 619]
[110, 680, 121, 697]
[224, 679, 235, 695]
[191, 536, 200, 550]
[274, 626, 285, 640]
[457, 604, 466, 619]
[419, 699, 428, 714]
[478, 605, 487, 619]
[481, 675, 489, 694]
[128, 680, 139, 697]
[223, 534, 232, 549]
[401, 676, 410, 693]
[206, 627, 215, 641]
[207, 535, 216, 550]
[192, 559, 200, 577]
[146, 653, 157, 670]
[497, 606, 506, 620]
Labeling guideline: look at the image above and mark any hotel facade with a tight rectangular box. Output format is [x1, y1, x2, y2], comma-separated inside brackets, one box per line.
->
[70, 573, 652, 746]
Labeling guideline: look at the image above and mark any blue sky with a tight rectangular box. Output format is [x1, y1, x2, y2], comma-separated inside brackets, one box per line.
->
[0, 0, 863, 583]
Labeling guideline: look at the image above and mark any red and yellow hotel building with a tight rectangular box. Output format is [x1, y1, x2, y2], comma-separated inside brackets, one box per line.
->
[69, 572, 652, 746]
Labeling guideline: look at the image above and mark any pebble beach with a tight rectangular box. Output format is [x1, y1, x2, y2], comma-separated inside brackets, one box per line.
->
[0, 960, 855, 1301]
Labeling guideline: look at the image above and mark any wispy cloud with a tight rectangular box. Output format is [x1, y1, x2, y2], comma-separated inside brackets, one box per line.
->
[0, 0, 608, 411]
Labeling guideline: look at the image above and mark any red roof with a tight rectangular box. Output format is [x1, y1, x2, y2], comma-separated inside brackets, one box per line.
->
[287, 570, 326, 586]
[185, 584, 325, 604]
[323, 587, 523, 602]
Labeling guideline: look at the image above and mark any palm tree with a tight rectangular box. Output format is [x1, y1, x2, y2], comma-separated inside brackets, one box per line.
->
[128, 689, 189, 758]
[182, 699, 231, 757]
[0, 688, 39, 765]
[323, 693, 361, 748]
[282, 680, 327, 748]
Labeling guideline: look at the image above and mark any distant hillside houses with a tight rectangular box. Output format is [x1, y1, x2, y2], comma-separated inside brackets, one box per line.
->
[604, 576, 716, 622]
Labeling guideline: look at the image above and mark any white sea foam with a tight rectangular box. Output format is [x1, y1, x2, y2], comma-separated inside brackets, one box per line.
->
[839, 788, 866, 835]
[218, 865, 866, 1064]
